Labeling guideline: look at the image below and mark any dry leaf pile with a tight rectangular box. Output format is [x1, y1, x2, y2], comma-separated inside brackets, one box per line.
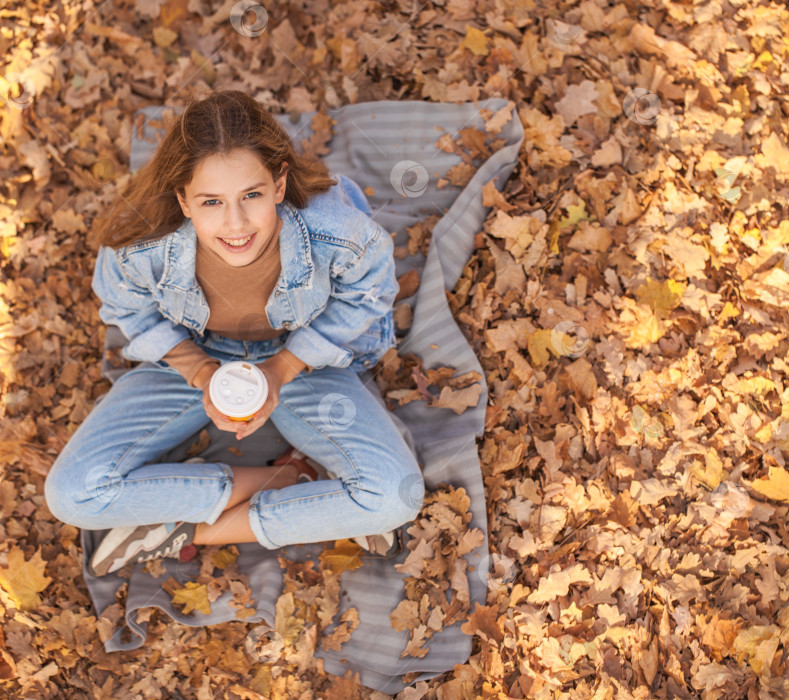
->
[390, 485, 486, 664]
[2, 0, 789, 697]
[374, 348, 485, 416]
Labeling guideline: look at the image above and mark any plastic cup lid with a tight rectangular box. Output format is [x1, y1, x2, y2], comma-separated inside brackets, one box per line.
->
[209, 361, 268, 418]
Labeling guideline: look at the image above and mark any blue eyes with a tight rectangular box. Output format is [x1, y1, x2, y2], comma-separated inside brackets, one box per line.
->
[202, 192, 262, 206]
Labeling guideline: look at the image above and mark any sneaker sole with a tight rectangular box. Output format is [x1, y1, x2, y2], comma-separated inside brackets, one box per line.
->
[89, 523, 186, 577]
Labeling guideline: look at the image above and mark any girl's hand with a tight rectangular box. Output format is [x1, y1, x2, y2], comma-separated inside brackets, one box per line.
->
[232, 360, 284, 440]
[194, 362, 242, 434]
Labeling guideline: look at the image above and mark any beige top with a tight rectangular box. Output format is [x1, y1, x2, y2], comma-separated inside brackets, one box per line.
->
[162, 223, 285, 387]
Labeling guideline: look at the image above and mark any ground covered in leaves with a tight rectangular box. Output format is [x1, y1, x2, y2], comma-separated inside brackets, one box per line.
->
[2, 0, 789, 698]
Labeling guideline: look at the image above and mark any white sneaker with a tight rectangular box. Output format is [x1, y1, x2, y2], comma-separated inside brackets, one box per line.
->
[352, 529, 402, 558]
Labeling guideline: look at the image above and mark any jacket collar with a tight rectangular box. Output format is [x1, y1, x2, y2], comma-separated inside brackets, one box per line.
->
[158, 202, 314, 292]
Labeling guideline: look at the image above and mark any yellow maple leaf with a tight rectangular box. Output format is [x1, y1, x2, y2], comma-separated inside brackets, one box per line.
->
[550, 202, 591, 255]
[751, 466, 789, 502]
[718, 301, 739, 323]
[558, 201, 590, 231]
[0, 547, 52, 611]
[753, 50, 773, 70]
[692, 452, 725, 490]
[461, 25, 489, 56]
[319, 539, 364, 574]
[171, 581, 211, 615]
[527, 329, 555, 369]
[616, 299, 665, 349]
[737, 376, 776, 398]
[733, 625, 780, 676]
[210, 546, 238, 569]
[633, 278, 686, 319]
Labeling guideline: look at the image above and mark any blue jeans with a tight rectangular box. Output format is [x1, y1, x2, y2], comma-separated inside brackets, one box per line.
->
[44, 331, 425, 550]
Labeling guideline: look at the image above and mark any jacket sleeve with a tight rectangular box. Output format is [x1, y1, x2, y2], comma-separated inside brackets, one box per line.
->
[284, 224, 399, 370]
[92, 246, 191, 363]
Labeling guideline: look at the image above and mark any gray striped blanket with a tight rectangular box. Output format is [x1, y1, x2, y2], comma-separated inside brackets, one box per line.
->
[82, 98, 523, 694]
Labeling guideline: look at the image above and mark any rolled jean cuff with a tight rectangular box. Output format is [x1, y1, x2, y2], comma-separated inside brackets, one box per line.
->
[248, 494, 276, 550]
[203, 462, 235, 525]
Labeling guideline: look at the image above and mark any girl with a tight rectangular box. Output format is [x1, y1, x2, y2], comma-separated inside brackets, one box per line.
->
[44, 90, 425, 577]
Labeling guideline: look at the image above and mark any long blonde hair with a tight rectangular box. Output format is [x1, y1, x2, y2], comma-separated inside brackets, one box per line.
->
[91, 90, 336, 248]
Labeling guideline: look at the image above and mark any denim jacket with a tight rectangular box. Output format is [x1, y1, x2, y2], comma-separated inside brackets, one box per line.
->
[91, 173, 399, 373]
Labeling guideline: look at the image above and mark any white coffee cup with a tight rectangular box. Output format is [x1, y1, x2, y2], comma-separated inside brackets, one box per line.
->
[209, 361, 268, 421]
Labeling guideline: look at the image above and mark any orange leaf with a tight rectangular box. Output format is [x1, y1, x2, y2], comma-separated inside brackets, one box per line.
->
[751, 466, 789, 502]
[160, 0, 190, 27]
[319, 539, 364, 575]
[171, 581, 211, 615]
[460, 603, 502, 643]
[461, 25, 488, 56]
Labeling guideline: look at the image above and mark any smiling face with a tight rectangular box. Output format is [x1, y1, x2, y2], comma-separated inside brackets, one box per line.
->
[175, 148, 288, 267]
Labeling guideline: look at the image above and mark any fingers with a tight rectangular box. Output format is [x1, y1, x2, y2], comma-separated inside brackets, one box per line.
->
[216, 417, 238, 433]
[235, 410, 270, 440]
[203, 399, 279, 439]
[206, 406, 240, 433]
